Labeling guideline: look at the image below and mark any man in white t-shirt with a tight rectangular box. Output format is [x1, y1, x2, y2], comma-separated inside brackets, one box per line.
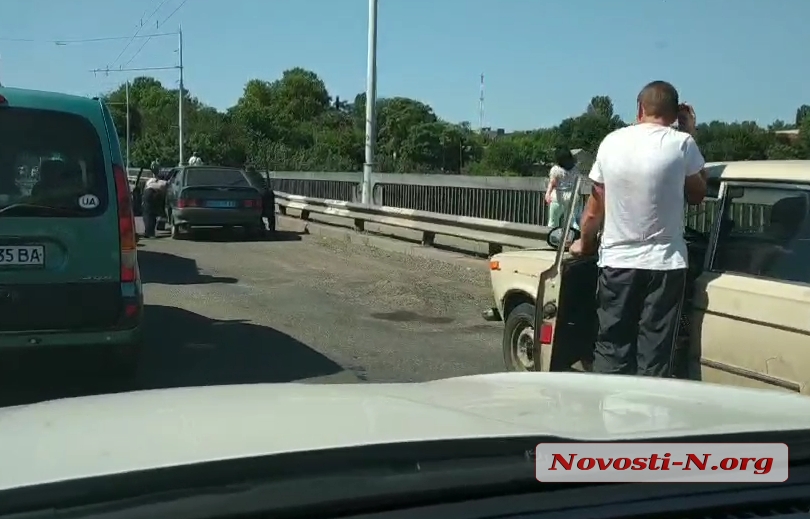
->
[570, 80, 708, 378]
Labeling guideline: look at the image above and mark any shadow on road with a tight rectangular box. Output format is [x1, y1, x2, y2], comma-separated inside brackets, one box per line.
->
[138, 305, 344, 388]
[182, 228, 303, 243]
[138, 249, 238, 285]
[0, 305, 346, 409]
[0, 351, 119, 408]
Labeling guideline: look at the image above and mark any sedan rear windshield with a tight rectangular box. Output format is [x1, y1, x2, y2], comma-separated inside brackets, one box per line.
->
[0, 107, 109, 217]
[185, 168, 250, 187]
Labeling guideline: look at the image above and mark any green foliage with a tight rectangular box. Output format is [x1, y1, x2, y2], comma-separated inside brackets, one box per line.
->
[107, 70, 810, 174]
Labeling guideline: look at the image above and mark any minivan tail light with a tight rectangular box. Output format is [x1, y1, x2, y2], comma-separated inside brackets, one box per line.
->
[177, 198, 198, 208]
[113, 164, 137, 282]
[0, 95, 7, 106]
[243, 198, 261, 209]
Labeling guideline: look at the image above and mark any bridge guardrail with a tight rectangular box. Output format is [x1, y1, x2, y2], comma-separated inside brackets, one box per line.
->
[127, 169, 727, 238]
[275, 191, 550, 255]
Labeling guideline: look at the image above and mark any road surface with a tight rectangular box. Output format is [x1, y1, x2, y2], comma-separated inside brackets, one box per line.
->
[0, 219, 503, 407]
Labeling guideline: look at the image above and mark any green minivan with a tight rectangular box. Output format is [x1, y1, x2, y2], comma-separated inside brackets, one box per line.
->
[0, 87, 143, 375]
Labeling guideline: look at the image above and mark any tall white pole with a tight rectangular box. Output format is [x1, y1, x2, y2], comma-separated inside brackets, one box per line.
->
[178, 25, 184, 166]
[125, 79, 131, 170]
[361, 0, 378, 205]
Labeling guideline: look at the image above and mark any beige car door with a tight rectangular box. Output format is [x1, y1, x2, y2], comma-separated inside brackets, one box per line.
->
[692, 181, 810, 394]
[533, 174, 594, 372]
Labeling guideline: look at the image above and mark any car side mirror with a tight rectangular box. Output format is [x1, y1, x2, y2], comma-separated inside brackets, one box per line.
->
[546, 227, 581, 249]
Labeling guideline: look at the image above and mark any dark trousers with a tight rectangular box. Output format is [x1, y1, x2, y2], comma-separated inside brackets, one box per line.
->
[141, 188, 159, 237]
[592, 267, 687, 378]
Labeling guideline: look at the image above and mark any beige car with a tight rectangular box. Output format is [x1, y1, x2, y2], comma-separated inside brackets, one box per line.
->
[485, 160, 810, 395]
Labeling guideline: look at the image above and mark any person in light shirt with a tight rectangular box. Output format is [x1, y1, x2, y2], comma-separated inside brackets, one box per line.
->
[570, 80, 707, 378]
[545, 148, 581, 228]
[142, 175, 168, 238]
[188, 152, 203, 166]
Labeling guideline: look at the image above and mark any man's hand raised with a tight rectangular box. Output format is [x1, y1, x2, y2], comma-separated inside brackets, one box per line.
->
[678, 103, 697, 135]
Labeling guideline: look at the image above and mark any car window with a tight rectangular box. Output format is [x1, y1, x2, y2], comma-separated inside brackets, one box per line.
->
[711, 184, 810, 284]
[0, 107, 108, 216]
[184, 168, 250, 187]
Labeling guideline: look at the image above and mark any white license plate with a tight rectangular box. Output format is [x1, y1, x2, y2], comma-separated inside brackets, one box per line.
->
[206, 200, 237, 208]
[0, 245, 45, 266]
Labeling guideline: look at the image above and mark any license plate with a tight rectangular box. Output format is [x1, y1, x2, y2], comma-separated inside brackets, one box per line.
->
[0, 245, 45, 266]
[205, 200, 237, 208]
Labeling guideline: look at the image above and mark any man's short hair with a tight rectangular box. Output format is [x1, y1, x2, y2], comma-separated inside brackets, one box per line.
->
[637, 81, 679, 120]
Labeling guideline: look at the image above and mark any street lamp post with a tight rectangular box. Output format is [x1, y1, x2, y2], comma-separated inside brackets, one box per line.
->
[361, 0, 378, 205]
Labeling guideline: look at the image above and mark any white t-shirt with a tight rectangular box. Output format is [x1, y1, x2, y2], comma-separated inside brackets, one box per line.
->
[549, 165, 580, 204]
[188, 156, 202, 166]
[144, 178, 168, 192]
[588, 123, 705, 271]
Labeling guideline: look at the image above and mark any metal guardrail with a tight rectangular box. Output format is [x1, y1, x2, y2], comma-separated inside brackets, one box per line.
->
[275, 191, 550, 255]
[126, 169, 745, 239]
[266, 171, 583, 228]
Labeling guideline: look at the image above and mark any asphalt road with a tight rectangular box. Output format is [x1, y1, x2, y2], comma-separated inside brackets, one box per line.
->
[0, 219, 503, 407]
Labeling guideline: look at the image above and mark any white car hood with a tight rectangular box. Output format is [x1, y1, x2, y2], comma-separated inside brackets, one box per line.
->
[3, 372, 810, 491]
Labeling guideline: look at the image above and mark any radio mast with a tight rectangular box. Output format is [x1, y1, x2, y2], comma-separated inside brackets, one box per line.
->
[478, 73, 485, 131]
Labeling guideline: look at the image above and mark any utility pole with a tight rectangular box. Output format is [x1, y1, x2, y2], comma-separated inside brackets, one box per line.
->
[125, 79, 131, 169]
[178, 25, 184, 166]
[361, 0, 378, 205]
[89, 30, 181, 165]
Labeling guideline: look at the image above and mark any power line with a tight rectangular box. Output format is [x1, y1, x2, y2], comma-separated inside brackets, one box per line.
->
[0, 32, 175, 45]
[109, 0, 171, 69]
[90, 65, 179, 75]
[121, 0, 189, 68]
[158, 0, 190, 28]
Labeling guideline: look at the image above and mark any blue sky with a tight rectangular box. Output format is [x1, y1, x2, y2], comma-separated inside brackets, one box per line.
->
[2, 0, 808, 131]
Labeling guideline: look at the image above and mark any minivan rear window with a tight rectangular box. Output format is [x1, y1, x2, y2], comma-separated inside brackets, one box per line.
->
[0, 107, 109, 217]
[185, 168, 251, 188]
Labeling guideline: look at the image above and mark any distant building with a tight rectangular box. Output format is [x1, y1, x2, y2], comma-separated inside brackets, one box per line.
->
[571, 148, 593, 171]
[479, 127, 505, 139]
[774, 129, 800, 142]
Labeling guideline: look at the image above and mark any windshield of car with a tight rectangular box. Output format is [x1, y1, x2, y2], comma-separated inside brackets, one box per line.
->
[184, 168, 251, 187]
[0, 107, 108, 216]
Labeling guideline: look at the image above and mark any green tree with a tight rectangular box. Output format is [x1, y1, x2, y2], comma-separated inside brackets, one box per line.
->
[101, 72, 810, 176]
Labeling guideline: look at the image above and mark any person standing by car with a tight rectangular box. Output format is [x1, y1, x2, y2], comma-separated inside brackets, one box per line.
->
[141, 175, 168, 238]
[245, 164, 275, 233]
[188, 152, 203, 166]
[150, 158, 160, 177]
[545, 148, 581, 228]
[570, 80, 708, 378]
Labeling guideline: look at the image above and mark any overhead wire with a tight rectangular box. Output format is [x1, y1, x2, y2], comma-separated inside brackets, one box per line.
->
[109, 0, 172, 69]
[0, 33, 175, 45]
[121, 0, 189, 69]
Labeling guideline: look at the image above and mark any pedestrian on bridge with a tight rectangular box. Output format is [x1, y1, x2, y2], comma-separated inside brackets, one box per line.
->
[150, 158, 160, 177]
[570, 80, 708, 378]
[545, 148, 581, 228]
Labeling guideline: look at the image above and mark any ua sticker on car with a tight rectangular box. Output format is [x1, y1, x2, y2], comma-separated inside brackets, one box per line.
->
[78, 194, 99, 209]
